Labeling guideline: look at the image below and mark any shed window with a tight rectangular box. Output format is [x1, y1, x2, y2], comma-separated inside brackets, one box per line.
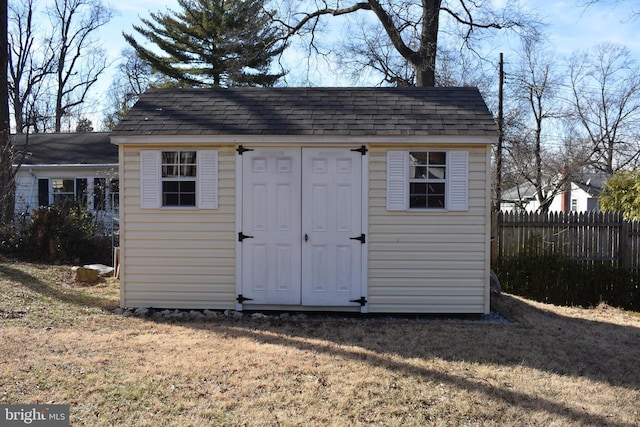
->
[387, 150, 469, 212]
[409, 152, 446, 209]
[162, 151, 197, 206]
[140, 149, 218, 209]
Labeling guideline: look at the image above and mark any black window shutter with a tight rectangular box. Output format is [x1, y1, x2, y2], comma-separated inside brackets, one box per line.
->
[76, 178, 88, 205]
[38, 179, 49, 207]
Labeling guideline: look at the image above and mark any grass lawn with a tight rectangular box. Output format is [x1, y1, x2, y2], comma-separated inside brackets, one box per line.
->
[1, 259, 639, 426]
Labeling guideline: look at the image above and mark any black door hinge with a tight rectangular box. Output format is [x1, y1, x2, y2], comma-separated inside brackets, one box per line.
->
[350, 233, 366, 244]
[350, 297, 367, 306]
[351, 145, 368, 155]
[238, 232, 254, 242]
[237, 294, 253, 303]
[237, 145, 253, 155]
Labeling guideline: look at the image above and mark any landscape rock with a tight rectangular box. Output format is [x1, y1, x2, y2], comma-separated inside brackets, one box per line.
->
[203, 310, 218, 319]
[134, 307, 149, 317]
[189, 310, 205, 320]
[83, 264, 114, 277]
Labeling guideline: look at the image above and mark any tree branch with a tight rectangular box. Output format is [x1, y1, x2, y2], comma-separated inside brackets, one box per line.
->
[270, 2, 372, 36]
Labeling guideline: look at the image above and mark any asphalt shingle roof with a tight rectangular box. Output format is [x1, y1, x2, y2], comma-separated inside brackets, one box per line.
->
[14, 132, 117, 165]
[112, 87, 498, 137]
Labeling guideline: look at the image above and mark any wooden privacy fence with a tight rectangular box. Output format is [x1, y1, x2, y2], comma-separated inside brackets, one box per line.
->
[497, 211, 640, 271]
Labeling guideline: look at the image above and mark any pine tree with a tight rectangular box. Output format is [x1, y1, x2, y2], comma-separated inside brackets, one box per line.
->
[123, 0, 286, 88]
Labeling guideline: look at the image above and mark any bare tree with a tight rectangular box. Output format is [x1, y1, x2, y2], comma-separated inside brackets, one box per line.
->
[8, 0, 56, 134]
[580, 0, 639, 18]
[272, 0, 538, 86]
[48, 0, 114, 132]
[568, 42, 640, 175]
[103, 48, 151, 130]
[504, 38, 588, 213]
[335, 13, 493, 89]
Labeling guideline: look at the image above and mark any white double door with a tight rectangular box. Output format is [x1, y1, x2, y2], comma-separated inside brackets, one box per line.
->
[241, 147, 363, 306]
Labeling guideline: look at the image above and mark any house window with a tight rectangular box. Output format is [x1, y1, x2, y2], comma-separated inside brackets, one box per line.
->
[110, 179, 120, 211]
[94, 178, 106, 211]
[571, 198, 578, 212]
[408, 151, 446, 209]
[92, 178, 119, 212]
[52, 179, 75, 203]
[161, 151, 197, 206]
[51, 178, 87, 206]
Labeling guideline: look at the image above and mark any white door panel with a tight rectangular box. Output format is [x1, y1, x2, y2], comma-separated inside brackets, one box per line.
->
[302, 148, 362, 306]
[241, 149, 301, 305]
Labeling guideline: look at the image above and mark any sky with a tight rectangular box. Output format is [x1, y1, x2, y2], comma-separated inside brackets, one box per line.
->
[87, 0, 640, 126]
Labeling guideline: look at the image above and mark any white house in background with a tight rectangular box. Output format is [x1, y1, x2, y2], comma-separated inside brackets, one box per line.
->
[13, 132, 119, 221]
[500, 173, 608, 213]
[112, 87, 499, 314]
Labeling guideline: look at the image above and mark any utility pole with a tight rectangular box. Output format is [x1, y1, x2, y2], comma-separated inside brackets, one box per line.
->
[496, 52, 504, 209]
[492, 53, 504, 263]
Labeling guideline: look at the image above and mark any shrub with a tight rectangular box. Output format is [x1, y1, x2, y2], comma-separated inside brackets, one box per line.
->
[0, 213, 32, 259]
[0, 204, 114, 264]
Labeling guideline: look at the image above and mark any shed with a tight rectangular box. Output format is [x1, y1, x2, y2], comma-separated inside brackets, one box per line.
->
[111, 87, 498, 314]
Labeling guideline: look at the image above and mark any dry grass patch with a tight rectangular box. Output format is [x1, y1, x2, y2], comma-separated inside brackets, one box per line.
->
[1, 260, 640, 426]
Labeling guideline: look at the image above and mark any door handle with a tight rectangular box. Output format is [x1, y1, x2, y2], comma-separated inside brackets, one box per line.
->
[304, 233, 309, 242]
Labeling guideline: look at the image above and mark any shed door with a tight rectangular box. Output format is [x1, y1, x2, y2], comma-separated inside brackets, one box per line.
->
[301, 148, 362, 306]
[241, 148, 302, 305]
[241, 147, 363, 306]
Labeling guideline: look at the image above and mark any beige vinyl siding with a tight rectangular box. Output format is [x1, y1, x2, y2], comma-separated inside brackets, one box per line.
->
[367, 145, 491, 314]
[119, 144, 236, 309]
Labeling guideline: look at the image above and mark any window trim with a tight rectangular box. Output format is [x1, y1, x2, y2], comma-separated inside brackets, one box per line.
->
[161, 150, 198, 207]
[408, 151, 447, 210]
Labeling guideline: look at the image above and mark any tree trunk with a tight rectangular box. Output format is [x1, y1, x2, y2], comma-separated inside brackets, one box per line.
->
[12, 93, 23, 134]
[416, 0, 440, 87]
[0, 0, 14, 224]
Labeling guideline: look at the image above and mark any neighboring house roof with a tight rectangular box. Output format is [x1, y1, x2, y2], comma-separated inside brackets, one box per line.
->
[112, 87, 498, 137]
[572, 172, 609, 197]
[14, 132, 118, 165]
[501, 182, 538, 203]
